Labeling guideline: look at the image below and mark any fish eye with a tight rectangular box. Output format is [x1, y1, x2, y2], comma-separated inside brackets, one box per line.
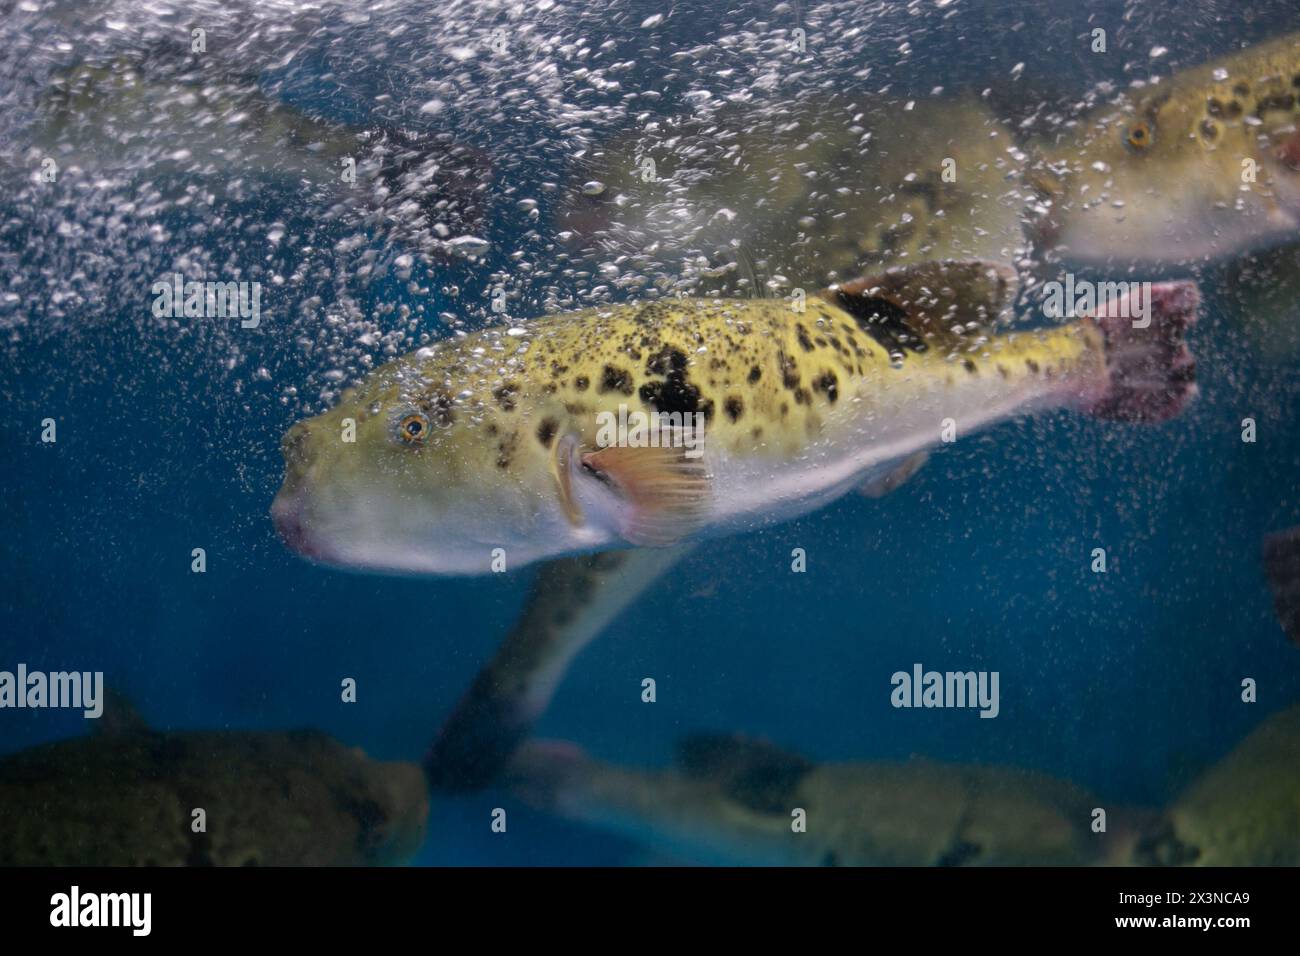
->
[1124, 121, 1154, 151]
[397, 412, 430, 444]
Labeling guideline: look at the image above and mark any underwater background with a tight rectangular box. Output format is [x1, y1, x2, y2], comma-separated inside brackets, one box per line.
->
[2, 0, 1300, 865]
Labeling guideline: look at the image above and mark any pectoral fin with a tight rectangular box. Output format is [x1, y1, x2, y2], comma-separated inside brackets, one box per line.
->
[581, 443, 711, 547]
[857, 451, 930, 498]
[96, 689, 150, 736]
[550, 433, 584, 526]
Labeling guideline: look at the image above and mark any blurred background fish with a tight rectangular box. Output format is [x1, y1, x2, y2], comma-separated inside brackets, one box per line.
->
[1028, 32, 1300, 267]
[555, 96, 1027, 298]
[0, 696, 428, 866]
[504, 734, 1119, 866]
[1134, 702, 1300, 865]
[9, 51, 490, 261]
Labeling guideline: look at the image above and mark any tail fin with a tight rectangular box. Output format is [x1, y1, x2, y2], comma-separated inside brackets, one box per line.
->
[1263, 525, 1300, 647]
[1080, 281, 1200, 423]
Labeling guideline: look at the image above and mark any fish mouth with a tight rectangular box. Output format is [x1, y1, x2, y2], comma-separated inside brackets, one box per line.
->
[272, 419, 338, 562]
[271, 487, 335, 563]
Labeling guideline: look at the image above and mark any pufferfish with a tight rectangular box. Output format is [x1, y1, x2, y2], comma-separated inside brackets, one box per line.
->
[504, 734, 1118, 866]
[1029, 31, 1300, 265]
[272, 260, 1200, 576]
[0, 696, 428, 866]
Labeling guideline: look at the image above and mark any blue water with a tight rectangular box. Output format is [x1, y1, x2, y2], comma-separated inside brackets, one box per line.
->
[3, 0, 1300, 866]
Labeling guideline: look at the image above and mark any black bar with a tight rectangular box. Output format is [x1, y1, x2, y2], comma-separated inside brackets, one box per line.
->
[0, 866, 1280, 941]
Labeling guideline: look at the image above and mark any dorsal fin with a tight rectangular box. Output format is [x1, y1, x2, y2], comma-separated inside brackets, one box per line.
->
[821, 259, 1017, 357]
[676, 733, 813, 814]
[96, 689, 150, 736]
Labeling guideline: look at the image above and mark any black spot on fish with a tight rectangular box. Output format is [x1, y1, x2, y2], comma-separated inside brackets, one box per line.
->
[1131, 821, 1202, 867]
[646, 345, 686, 377]
[345, 796, 391, 855]
[996, 364, 1010, 379]
[834, 292, 928, 356]
[1227, 99, 1244, 119]
[962, 358, 978, 375]
[600, 365, 634, 396]
[901, 176, 942, 211]
[574, 375, 589, 392]
[793, 387, 811, 406]
[1026, 358, 1040, 374]
[778, 350, 800, 390]
[492, 383, 519, 412]
[811, 370, 838, 403]
[496, 430, 519, 470]
[1293, 73, 1300, 89]
[1257, 92, 1296, 115]
[1207, 96, 1225, 118]
[796, 324, 815, 352]
[418, 387, 456, 428]
[724, 396, 744, 421]
[748, 365, 762, 383]
[640, 346, 712, 420]
[1200, 119, 1219, 142]
[937, 841, 983, 867]
[1233, 81, 1251, 98]
[536, 418, 558, 447]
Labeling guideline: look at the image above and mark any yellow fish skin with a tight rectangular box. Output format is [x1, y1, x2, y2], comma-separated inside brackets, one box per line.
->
[1030, 32, 1300, 265]
[272, 262, 1199, 576]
